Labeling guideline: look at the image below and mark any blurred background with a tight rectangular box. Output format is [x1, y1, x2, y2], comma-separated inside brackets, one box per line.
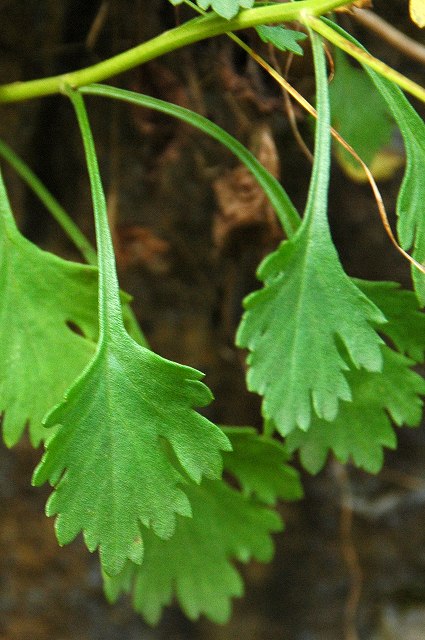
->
[1, 1, 425, 638]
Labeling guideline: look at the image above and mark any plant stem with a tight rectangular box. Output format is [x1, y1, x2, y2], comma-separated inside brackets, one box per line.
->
[305, 28, 331, 230]
[305, 15, 425, 104]
[0, 0, 351, 104]
[67, 88, 125, 338]
[352, 8, 425, 66]
[81, 83, 301, 237]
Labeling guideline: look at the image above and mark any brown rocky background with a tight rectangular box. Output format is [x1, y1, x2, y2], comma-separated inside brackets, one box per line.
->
[1, 1, 425, 638]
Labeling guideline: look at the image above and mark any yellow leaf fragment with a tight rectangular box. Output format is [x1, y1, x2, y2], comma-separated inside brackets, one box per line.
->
[335, 1, 372, 12]
[335, 146, 405, 183]
[410, 0, 425, 28]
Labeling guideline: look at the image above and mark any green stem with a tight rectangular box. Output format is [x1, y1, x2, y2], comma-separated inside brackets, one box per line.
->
[0, 138, 98, 264]
[0, 0, 351, 104]
[81, 83, 301, 237]
[305, 28, 330, 229]
[305, 15, 425, 105]
[67, 88, 125, 338]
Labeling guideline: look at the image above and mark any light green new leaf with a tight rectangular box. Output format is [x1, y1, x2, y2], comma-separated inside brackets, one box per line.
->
[285, 347, 425, 474]
[256, 25, 307, 56]
[236, 32, 385, 434]
[103, 428, 300, 624]
[168, 0, 254, 19]
[32, 90, 230, 577]
[329, 49, 396, 179]
[355, 279, 425, 363]
[323, 19, 425, 303]
[0, 168, 98, 447]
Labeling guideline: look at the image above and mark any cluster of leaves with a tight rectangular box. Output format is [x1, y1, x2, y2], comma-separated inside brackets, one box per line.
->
[1, 0, 425, 628]
[0, 83, 302, 622]
[237, 24, 425, 475]
[103, 428, 302, 624]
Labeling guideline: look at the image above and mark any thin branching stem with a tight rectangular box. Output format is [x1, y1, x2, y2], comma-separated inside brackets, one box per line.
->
[0, 0, 353, 103]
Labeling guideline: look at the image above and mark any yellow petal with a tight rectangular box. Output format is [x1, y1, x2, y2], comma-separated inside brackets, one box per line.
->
[410, 0, 425, 28]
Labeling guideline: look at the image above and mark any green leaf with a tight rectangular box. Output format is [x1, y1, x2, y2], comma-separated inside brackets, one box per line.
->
[355, 279, 425, 363]
[285, 346, 425, 474]
[323, 19, 425, 303]
[0, 138, 149, 350]
[103, 428, 300, 624]
[0, 168, 98, 447]
[236, 31, 385, 434]
[32, 90, 230, 577]
[256, 25, 307, 55]
[104, 481, 280, 624]
[222, 427, 303, 503]
[168, 0, 254, 19]
[329, 49, 396, 179]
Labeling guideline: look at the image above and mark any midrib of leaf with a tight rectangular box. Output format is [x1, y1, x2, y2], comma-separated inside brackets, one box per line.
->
[90, 347, 124, 542]
[278, 27, 332, 374]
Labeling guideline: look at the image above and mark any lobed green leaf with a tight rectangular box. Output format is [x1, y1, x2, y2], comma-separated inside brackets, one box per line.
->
[285, 347, 425, 474]
[0, 168, 98, 447]
[33, 333, 230, 575]
[355, 279, 425, 363]
[256, 25, 307, 55]
[222, 426, 303, 503]
[168, 0, 254, 19]
[103, 428, 301, 624]
[33, 90, 230, 577]
[236, 32, 385, 434]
